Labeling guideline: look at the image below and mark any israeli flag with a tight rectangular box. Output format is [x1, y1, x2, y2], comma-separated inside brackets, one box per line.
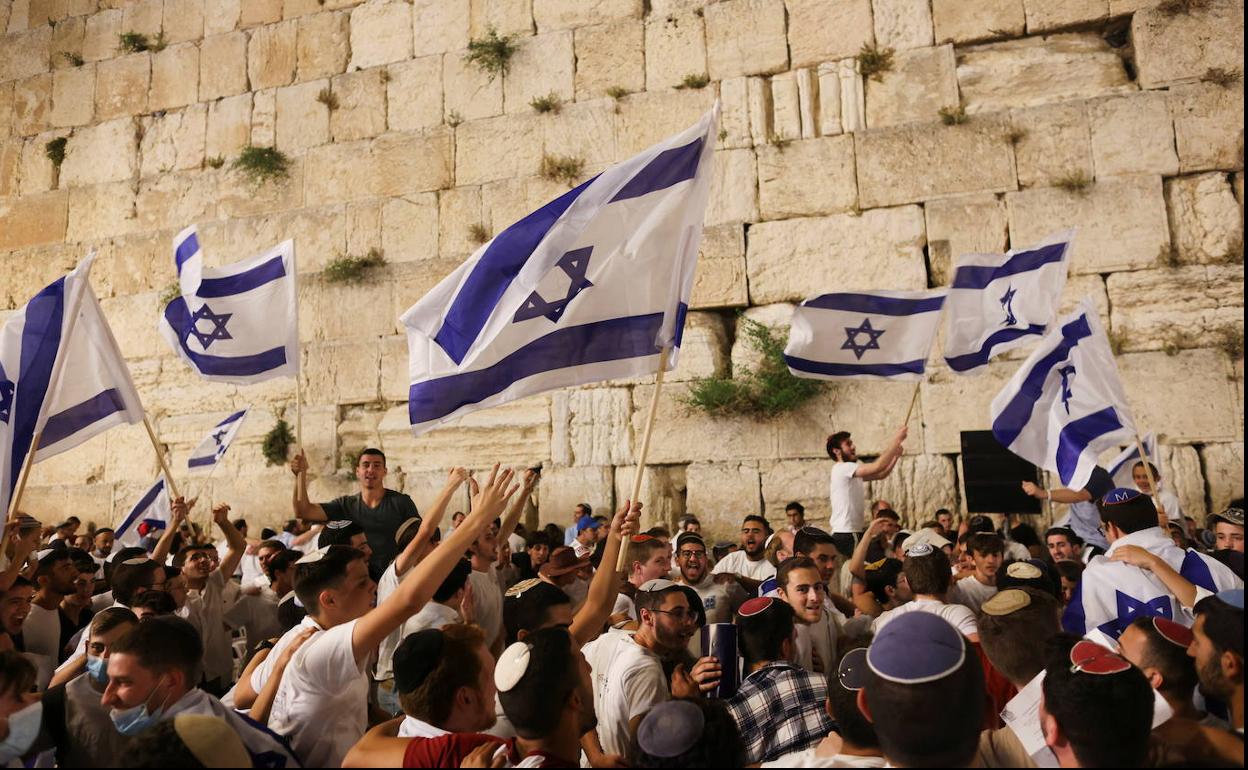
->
[188, 408, 249, 473]
[991, 298, 1136, 490]
[114, 475, 172, 550]
[944, 232, 1072, 374]
[158, 227, 299, 384]
[783, 290, 947, 381]
[1107, 432, 1157, 489]
[1, 255, 145, 522]
[402, 105, 719, 435]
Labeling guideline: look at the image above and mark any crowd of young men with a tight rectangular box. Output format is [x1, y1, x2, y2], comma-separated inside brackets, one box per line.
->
[0, 434, 1243, 768]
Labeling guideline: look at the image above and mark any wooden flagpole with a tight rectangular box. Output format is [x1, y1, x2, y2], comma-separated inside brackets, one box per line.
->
[142, 414, 182, 501]
[616, 346, 671, 573]
[1133, 433, 1164, 523]
[6, 430, 42, 520]
[903, 380, 922, 426]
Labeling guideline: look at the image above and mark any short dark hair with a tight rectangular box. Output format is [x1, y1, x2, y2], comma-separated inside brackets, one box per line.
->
[1131, 461, 1160, 478]
[503, 581, 571, 645]
[265, 550, 303, 581]
[626, 537, 668, 571]
[1126, 617, 1198, 701]
[793, 527, 835, 557]
[1193, 594, 1244, 659]
[864, 558, 904, 604]
[90, 606, 139, 637]
[736, 599, 795, 666]
[827, 431, 851, 459]
[0, 650, 36, 701]
[826, 640, 877, 750]
[111, 559, 164, 607]
[1042, 635, 1152, 768]
[635, 584, 686, 617]
[35, 550, 72, 581]
[644, 526, 671, 539]
[575, 502, 592, 516]
[133, 590, 178, 617]
[967, 533, 1004, 557]
[525, 531, 550, 550]
[1097, 493, 1158, 534]
[433, 559, 472, 603]
[500, 627, 580, 738]
[1045, 526, 1083, 546]
[110, 616, 204, 685]
[94, 527, 114, 536]
[256, 539, 286, 554]
[318, 521, 366, 549]
[1053, 559, 1084, 585]
[776, 556, 820, 592]
[902, 549, 951, 595]
[977, 588, 1061, 685]
[399, 624, 485, 724]
[358, 448, 386, 466]
[935, 508, 952, 518]
[785, 501, 805, 515]
[742, 514, 770, 532]
[293, 545, 366, 611]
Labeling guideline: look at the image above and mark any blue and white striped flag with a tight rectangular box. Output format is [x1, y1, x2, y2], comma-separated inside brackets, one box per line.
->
[1107, 432, 1157, 489]
[991, 298, 1136, 490]
[158, 227, 299, 384]
[1, 255, 145, 523]
[114, 475, 172, 550]
[401, 105, 719, 435]
[188, 408, 249, 473]
[783, 290, 947, 381]
[944, 232, 1072, 374]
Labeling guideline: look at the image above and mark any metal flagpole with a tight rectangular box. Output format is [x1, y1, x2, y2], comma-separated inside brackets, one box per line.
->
[616, 346, 671, 573]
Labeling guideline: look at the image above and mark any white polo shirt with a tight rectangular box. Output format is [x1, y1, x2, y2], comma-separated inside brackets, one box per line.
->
[872, 599, 979, 639]
[583, 632, 668, 758]
[829, 462, 865, 534]
[711, 550, 777, 582]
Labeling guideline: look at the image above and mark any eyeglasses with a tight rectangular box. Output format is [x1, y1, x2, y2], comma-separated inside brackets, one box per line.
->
[652, 607, 695, 622]
[677, 550, 705, 560]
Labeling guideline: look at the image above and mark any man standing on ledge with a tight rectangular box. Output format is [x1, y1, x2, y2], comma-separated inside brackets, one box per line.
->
[826, 427, 907, 559]
[291, 448, 419, 581]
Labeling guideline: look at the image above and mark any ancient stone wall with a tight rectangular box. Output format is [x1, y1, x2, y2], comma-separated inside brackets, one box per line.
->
[1, 0, 1243, 541]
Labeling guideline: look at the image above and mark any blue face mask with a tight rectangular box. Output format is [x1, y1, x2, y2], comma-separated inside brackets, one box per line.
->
[86, 655, 109, 686]
[109, 679, 171, 737]
[0, 700, 43, 764]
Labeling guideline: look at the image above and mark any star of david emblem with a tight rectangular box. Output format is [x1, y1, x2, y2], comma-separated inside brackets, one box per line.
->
[513, 247, 594, 324]
[842, 318, 886, 360]
[1095, 590, 1171, 639]
[1058, 365, 1076, 414]
[187, 304, 233, 349]
[0, 363, 13, 425]
[1000, 285, 1018, 327]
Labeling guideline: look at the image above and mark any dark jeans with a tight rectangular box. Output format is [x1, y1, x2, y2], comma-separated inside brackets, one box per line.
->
[831, 531, 863, 559]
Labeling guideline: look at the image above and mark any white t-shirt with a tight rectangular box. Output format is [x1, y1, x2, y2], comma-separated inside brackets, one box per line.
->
[793, 611, 838, 675]
[267, 618, 370, 768]
[872, 599, 979, 639]
[611, 593, 637, 622]
[763, 748, 888, 767]
[399, 716, 449, 738]
[222, 591, 282, 663]
[948, 576, 998, 616]
[583, 632, 669, 757]
[21, 604, 61, 664]
[711, 550, 777, 582]
[374, 562, 403, 680]
[469, 567, 503, 649]
[378, 601, 460, 681]
[187, 571, 233, 682]
[684, 575, 734, 625]
[829, 462, 865, 534]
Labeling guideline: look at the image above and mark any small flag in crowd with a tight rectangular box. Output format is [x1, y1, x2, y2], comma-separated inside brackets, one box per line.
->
[783, 290, 947, 381]
[114, 475, 172, 549]
[990, 298, 1136, 490]
[943, 232, 1072, 374]
[188, 408, 249, 473]
[401, 105, 720, 435]
[159, 227, 299, 384]
[1107, 432, 1157, 489]
[1, 255, 145, 523]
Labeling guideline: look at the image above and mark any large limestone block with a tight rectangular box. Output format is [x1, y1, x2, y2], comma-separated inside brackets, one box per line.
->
[671, 311, 730, 383]
[769, 71, 801, 142]
[467, 0, 535, 38]
[539, 97, 619, 169]
[66, 181, 139, 241]
[1153, 443, 1208, 522]
[956, 33, 1133, 115]
[644, 10, 707, 91]
[0, 141, 18, 196]
[217, 156, 305, 218]
[100, 290, 169, 360]
[787, 0, 873, 68]
[386, 56, 442, 132]
[611, 465, 686, 531]
[454, 112, 542, 185]
[373, 129, 454, 196]
[146, 356, 243, 415]
[104, 423, 159, 484]
[1006, 175, 1169, 275]
[707, 147, 758, 225]
[924, 193, 1009, 286]
[1120, 349, 1239, 443]
[932, 0, 1024, 44]
[551, 388, 633, 466]
[348, 0, 411, 70]
[304, 338, 382, 404]
[204, 0, 241, 35]
[1009, 101, 1092, 189]
[390, 259, 460, 331]
[759, 459, 830, 523]
[139, 103, 206, 177]
[533, 0, 639, 31]
[247, 20, 297, 90]
[855, 120, 1017, 208]
[1088, 92, 1178, 179]
[21, 483, 114, 530]
[11, 74, 52, 137]
[691, 222, 748, 309]
[775, 378, 925, 459]
[149, 42, 198, 110]
[199, 31, 247, 99]
[1107, 265, 1244, 353]
[921, 362, 1017, 453]
[864, 44, 958, 129]
[205, 92, 250, 158]
[91, 231, 173, 298]
[1168, 83, 1245, 175]
[1132, 0, 1244, 89]
[686, 463, 762, 524]
[82, 9, 122, 61]
[615, 87, 713, 155]
[535, 466, 615, 528]
[380, 192, 439, 263]
[747, 205, 928, 304]
[377, 396, 551, 469]
[60, 117, 137, 187]
[17, 134, 57, 195]
[1165, 174, 1243, 265]
[502, 30, 574, 114]
[757, 135, 857, 219]
[295, 10, 349, 81]
[330, 68, 386, 142]
[0, 27, 51, 83]
[50, 64, 94, 128]
[1023, 0, 1108, 32]
[0, 84, 13, 141]
[864, 454, 959, 526]
[442, 50, 503, 123]
[134, 170, 220, 232]
[122, 0, 165, 39]
[437, 184, 483, 257]
[1202, 442, 1245, 514]
[412, 0, 469, 57]
[251, 87, 277, 146]
[631, 382, 779, 463]
[574, 19, 643, 99]
[873, 0, 934, 50]
[163, 0, 206, 44]
[25, 429, 106, 487]
[302, 271, 396, 343]
[50, 17, 86, 72]
[704, 0, 787, 80]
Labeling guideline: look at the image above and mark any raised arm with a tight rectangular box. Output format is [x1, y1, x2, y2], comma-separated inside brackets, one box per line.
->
[855, 426, 907, 481]
[498, 469, 539, 549]
[571, 500, 641, 646]
[396, 469, 468, 577]
[1110, 545, 1201, 610]
[1022, 481, 1092, 505]
[150, 497, 191, 565]
[212, 503, 247, 579]
[0, 527, 39, 593]
[289, 451, 328, 522]
[848, 517, 891, 580]
[350, 466, 518, 665]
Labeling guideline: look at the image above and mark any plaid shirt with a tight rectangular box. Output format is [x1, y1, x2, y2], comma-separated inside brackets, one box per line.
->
[724, 661, 834, 764]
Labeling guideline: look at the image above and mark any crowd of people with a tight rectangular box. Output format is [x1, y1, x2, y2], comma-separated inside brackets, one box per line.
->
[0, 429, 1243, 768]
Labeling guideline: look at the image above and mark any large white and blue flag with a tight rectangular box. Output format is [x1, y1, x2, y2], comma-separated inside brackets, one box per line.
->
[158, 228, 299, 384]
[783, 290, 947, 381]
[401, 105, 719, 435]
[114, 475, 173, 550]
[188, 408, 249, 473]
[991, 298, 1136, 490]
[944, 232, 1072, 374]
[1, 256, 145, 522]
[1107, 432, 1157, 489]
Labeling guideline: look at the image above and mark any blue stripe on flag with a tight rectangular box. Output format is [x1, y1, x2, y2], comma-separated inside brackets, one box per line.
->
[802, 293, 946, 316]
[434, 177, 596, 366]
[992, 314, 1094, 448]
[610, 137, 704, 203]
[7, 279, 65, 503]
[115, 479, 164, 538]
[217, 409, 247, 427]
[41, 389, 126, 448]
[951, 242, 1068, 290]
[783, 356, 928, 378]
[197, 256, 287, 298]
[163, 299, 289, 376]
[1061, 580, 1087, 634]
[175, 231, 200, 271]
[1055, 407, 1123, 485]
[945, 324, 1047, 372]
[188, 456, 218, 468]
[412, 306, 684, 425]
[1179, 550, 1217, 593]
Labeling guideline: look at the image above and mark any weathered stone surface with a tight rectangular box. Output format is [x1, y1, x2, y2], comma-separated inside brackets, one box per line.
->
[329, 68, 385, 141]
[615, 87, 713, 155]
[385, 56, 441, 132]
[874, 0, 934, 50]
[380, 192, 438, 263]
[644, 10, 706, 91]
[1006, 175, 1169, 275]
[303, 271, 395, 345]
[0, 84, 12, 140]
[0, 190, 68, 250]
[504, 31, 575, 114]
[412, 0, 469, 57]
[535, 466, 615, 528]
[757, 135, 857, 220]
[442, 49, 503, 123]
[134, 169, 220, 232]
[1009, 101, 1092, 189]
[0, 27, 51, 83]
[673, 311, 730, 382]
[467, 0, 535, 38]
[50, 16, 86, 71]
[776, 377, 926, 458]
[304, 337, 381, 404]
[294, 10, 348, 81]
[121, 0, 164, 39]
[454, 113, 542, 185]
[163, 0, 206, 43]
[552, 388, 633, 466]
[956, 33, 1133, 115]
[1151, 443, 1208, 523]
[0, 141, 18, 197]
[865, 44, 958, 129]
[1120, 349, 1239, 442]
[933, 0, 1024, 44]
[1088, 92, 1178, 179]
[707, 147, 758, 225]
[1132, 0, 1244, 89]
[924, 193, 1009, 286]
[50, 64, 94, 127]
[217, 155, 304, 218]
[865, 454, 959, 526]
[533, 0, 639, 31]
[373, 129, 454, 196]
[770, 72, 801, 141]
[1202, 442, 1245, 514]
[920, 362, 1016, 453]
[612, 464, 686, 531]
[17, 134, 57, 195]
[631, 382, 779, 463]
[855, 120, 1017, 208]
[748, 205, 928, 304]
[348, 0, 411, 70]
[66, 180, 139, 241]
[787, 0, 873, 68]
[104, 423, 159, 484]
[378, 395, 550, 469]
[148, 42, 198, 110]
[539, 97, 619, 169]
[1107, 264, 1244, 353]
[686, 462, 762, 525]
[703, 0, 787, 80]
[274, 78, 329, 152]
[1168, 83, 1245, 175]
[82, 9, 122, 61]
[1165, 174, 1243, 265]
[729, 302, 792, 376]
[60, 117, 137, 186]
[205, 92, 250, 158]
[574, 19, 643, 99]
[759, 459, 830, 523]
[247, 19, 297, 90]
[691, 223, 747, 309]
[199, 31, 247, 99]
[95, 53, 149, 121]
[11, 74, 52, 136]
[1023, 0, 1107, 32]
[203, 0, 241, 35]
[139, 103, 206, 176]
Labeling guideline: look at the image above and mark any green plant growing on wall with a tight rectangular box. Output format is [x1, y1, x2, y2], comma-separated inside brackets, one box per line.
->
[468, 223, 491, 245]
[676, 73, 710, 89]
[938, 105, 968, 125]
[341, 447, 364, 472]
[61, 52, 84, 66]
[540, 153, 585, 186]
[1202, 67, 1242, 87]
[447, 110, 464, 127]
[324, 248, 386, 284]
[158, 282, 181, 307]
[232, 145, 291, 185]
[529, 93, 562, 114]
[1055, 170, 1091, 194]
[45, 137, 68, 167]
[606, 85, 630, 101]
[857, 43, 895, 82]
[464, 28, 517, 80]
[118, 32, 151, 53]
[205, 155, 225, 169]
[681, 318, 824, 418]
[316, 88, 340, 110]
[262, 419, 295, 466]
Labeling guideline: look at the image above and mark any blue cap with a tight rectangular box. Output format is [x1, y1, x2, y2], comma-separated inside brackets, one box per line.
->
[1216, 588, 1244, 610]
[868, 612, 966, 684]
[576, 515, 600, 533]
[1102, 488, 1143, 506]
[637, 700, 704, 759]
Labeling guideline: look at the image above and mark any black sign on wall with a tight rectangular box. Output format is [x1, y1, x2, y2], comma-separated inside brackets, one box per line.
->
[960, 430, 1043, 515]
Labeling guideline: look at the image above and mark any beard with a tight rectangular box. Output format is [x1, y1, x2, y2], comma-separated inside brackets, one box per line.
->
[1198, 656, 1233, 699]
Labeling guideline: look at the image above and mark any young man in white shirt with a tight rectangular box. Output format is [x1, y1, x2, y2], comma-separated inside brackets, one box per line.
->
[711, 516, 777, 593]
[178, 502, 247, 695]
[23, 550, 77, 682]
[673, 533, 736, 625]
[872, 544, 979, 642]
[826, 427, 907, 559]
[776, 557, 837, 675]
[1132, 461, 1183, 524]
[948, 532, 1003, 615]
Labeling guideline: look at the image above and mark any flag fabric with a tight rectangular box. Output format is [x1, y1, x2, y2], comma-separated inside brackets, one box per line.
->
[114, 475, 172, 550]
[783, 290, 947, 381]
[188, 408, 249, 473]
[159, 227, 299, 384]
[401, 105, 719, 435]
[943, 232, 1072, 374]
[1, 255, 145, 523]
[991, 298, 1136, 490]
[1107, 433, 1157, 489]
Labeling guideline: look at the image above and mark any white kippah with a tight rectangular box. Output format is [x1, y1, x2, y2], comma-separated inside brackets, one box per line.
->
[495, 642, 532, 693]
[1006, 561, 1043, 580]
[906, 542, 935, 558]
[295, 548, 329, 565]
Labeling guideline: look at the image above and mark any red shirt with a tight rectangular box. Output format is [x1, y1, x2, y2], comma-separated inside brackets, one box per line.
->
[402, 733, 579, 769]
